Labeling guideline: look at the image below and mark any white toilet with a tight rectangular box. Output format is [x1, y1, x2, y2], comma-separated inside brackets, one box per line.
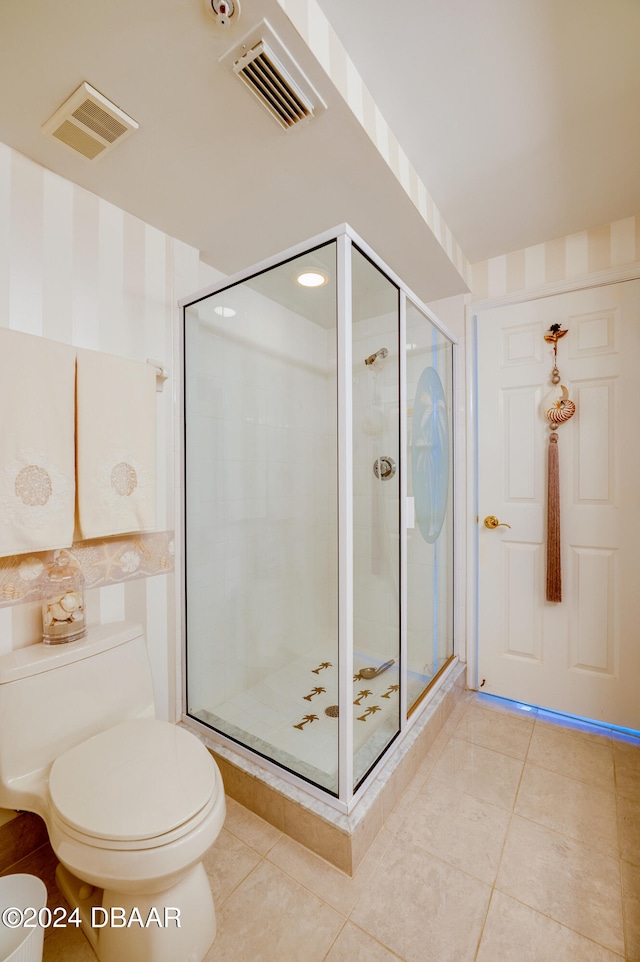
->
[0, 622, 225, 962]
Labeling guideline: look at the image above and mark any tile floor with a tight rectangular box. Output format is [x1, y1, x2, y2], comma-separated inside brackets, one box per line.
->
[6, 689, 640, 961]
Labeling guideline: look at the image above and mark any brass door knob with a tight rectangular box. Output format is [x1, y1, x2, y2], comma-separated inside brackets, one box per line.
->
[483, 515, 511, 529]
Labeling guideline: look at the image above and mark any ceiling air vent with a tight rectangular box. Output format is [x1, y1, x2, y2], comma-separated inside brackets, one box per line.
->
[42, 83, 138, 160]
[234, 41, 313, 129]
[222, 20, 325, 131]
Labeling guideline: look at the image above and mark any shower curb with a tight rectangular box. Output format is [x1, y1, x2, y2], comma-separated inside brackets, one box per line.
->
[182, 660, 468, 875]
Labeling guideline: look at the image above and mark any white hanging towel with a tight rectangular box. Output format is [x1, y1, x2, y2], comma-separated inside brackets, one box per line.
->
[0, 329, 76, 557]
[76, 349, 156, 539]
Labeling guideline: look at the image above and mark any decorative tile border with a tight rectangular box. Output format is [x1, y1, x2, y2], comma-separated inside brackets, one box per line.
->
[0, 531, 175, 608]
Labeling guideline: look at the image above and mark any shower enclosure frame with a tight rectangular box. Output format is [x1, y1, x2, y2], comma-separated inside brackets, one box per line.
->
[178, 223, 459, 816]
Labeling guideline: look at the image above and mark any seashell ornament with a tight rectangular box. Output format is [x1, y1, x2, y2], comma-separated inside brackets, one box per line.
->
[40, 555, 86, 644]
[546, 384, 576, 424]
[542, 385, 576, 426]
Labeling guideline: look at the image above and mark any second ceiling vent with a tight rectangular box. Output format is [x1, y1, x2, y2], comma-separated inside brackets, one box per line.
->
[223, 20, 325, 131]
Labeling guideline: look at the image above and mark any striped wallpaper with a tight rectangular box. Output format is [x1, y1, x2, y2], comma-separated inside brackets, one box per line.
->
[471, 215, 640, 302]
[0, 142, 204, 721]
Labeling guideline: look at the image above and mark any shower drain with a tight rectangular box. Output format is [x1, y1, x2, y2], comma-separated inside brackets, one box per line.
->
[324, 705, 339, 717]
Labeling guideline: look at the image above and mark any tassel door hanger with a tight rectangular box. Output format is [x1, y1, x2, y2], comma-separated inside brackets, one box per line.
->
[542, 324, 575, 602]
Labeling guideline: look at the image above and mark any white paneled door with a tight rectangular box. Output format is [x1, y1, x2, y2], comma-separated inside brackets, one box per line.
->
[476, 279, 640, 730]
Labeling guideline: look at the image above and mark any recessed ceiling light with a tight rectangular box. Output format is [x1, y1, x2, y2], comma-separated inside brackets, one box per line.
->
[296, 270, 329, 288]
[214, 306, 236, 317]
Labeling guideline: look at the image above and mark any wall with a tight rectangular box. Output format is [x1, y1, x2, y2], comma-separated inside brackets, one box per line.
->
[471, 215, 640, 301]
[0, 142, 206, 721]
[352, 311, 399, 663]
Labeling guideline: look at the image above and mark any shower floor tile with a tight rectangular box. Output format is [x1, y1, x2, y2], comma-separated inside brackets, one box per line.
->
[192, 652, 428, 790]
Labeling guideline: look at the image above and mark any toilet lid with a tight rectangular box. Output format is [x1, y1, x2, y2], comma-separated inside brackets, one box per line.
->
[49, 719, 217, 842]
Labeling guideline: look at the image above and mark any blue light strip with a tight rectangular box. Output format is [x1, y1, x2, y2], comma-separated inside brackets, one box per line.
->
[475, 691, 640, 741]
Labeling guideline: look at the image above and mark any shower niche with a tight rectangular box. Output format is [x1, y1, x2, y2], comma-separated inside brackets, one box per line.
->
[181, 225, 455, 809]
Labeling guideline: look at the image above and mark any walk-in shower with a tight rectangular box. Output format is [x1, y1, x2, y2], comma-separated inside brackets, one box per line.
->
[181, 225, 455, 810]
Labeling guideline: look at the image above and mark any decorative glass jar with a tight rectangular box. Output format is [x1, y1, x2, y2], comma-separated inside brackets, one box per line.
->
[40, 553, 86, 644]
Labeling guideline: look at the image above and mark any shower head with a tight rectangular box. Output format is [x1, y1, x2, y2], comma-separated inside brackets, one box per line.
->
[364, 347, 388, 366]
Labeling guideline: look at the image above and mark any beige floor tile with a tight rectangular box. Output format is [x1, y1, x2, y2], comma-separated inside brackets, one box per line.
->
[350, 836, 491, 962]
[441, 695, 474, 734]
[397, 778, 510, 885]
[384, 763, 431, 835]
[622, 859, 640, 962]
[202, 827, 262, 906]
[5, 844, 97, 961]
[405, 723, 454, 788]
[223, 796, 282, 855]
[527, 723, 614, 790]
[430, 721, 457, 752]
[381, 754, 431, 829]
[205, 859, 343, 962]
[266, 828, 392, 916]
[415, 726, 452, 772]
[43, 926, 96, 962]
[454, 703, 534, 759]
[535, 710, 613, 743]
[467, 692, 538, 720]
[496, 815, 624, 955]
[430, 735, 524, 811]
[614, 738, 640, 800]
[0, 812, 48, 874]
[515, 762, 618, 857]
[3, 843, 61, 912]
[617, 794, 640, 866]
[324, 922, 405, 962]
[476, 890, 624, 962]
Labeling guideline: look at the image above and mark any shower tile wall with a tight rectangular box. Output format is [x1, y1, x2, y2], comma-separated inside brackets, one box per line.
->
[352, 313, 400, 662]
[186, 284, 337, 719]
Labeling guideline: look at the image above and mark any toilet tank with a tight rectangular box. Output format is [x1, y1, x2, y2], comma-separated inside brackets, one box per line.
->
[0, 622, 155, 811]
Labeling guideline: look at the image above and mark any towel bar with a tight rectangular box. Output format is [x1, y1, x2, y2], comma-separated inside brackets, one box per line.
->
[146, 358, 169, 392]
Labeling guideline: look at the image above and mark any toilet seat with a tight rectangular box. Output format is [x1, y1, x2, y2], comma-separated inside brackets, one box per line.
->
[49, 719, 217, 848]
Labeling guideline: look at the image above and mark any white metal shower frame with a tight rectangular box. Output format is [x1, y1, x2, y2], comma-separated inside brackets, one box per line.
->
[178, 223, 459, 816]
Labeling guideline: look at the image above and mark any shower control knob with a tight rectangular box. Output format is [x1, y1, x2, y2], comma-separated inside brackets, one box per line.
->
[373, 456, 396, 480]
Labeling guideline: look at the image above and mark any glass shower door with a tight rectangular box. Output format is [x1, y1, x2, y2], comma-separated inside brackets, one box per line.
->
[351, 246, 401, 786]
[405, 300, 454, 713]
[184, 241, 341, 793]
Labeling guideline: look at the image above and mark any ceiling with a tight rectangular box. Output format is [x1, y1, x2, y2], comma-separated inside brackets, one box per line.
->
[1, 0, 638, 303]
[317, 0, 640, 263]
